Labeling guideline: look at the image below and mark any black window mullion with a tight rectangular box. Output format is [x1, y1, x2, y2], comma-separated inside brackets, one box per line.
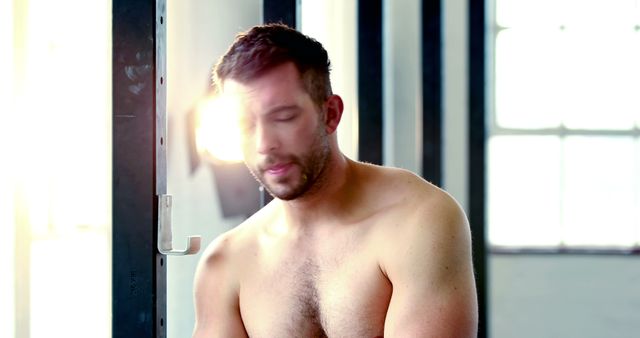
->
[421, 0, 443, 185]
[263, 0, 297, 28]
[469, 0, 488, 337]
[357, 0, 384, 165]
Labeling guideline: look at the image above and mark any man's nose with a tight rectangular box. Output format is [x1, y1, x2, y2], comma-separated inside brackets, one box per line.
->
[255, 123, 279, 154]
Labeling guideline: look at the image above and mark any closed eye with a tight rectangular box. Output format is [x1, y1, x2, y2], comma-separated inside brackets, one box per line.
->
[267, 104, 301, 122]
[275, 115, 296, 122]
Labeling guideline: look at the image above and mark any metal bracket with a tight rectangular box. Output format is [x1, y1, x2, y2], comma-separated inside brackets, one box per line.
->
[153, 0, 200, 257]
[158, 194, 201, 255]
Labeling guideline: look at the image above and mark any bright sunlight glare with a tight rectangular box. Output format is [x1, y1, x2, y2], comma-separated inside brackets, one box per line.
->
[195, 94, 244, 164]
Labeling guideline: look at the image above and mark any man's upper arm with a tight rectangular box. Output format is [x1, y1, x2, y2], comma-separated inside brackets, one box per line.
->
[192, 236, 248, 338]
[382, 192, 478, 338]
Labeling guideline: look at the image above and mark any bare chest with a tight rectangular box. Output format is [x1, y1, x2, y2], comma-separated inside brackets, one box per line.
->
[239, 238, 391, 338]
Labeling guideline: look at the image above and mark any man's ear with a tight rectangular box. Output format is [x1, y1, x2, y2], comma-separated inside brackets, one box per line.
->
[324, 95, 344, 134]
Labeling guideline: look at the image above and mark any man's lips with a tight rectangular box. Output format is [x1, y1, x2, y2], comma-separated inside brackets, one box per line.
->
[264, 163, 293, 176]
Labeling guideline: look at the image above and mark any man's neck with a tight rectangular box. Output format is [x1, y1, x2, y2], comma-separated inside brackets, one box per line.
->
[280, 151, 355, 231]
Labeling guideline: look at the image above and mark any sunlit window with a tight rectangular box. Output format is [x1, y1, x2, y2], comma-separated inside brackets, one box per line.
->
[488, 0, 640, 249]
[0, 3, 16, 337]
[1, 0, 111, 337]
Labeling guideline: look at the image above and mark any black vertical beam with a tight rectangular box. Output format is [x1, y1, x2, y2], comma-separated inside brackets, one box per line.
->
[469, 0, 487, 337]
[263, 0, 297, 28]
[421, 0, 442, 185]
[357, 0, 384, 165]
[113, 0, 166, 337]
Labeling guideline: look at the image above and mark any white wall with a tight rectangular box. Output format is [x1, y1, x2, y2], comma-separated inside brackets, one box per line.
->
[490, 255, 640, 338]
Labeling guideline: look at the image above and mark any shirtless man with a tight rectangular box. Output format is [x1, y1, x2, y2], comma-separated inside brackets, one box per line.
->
[192, 24, 478, 338]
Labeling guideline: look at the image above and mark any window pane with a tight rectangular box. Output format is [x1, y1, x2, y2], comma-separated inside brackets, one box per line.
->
[496, 0, 565, 28]
[491, 0, 640, 249]
[31, 233, 110, 337]
[561, 30, 639, 130]
[562, 137, 636, 246]
[0, 187, 14, 338]
[0, 1, 15, 337]
[562, 0, 638, 28]
[488, 136, 562, 246]
[495, 29, 565, 129]
[496, 27, 640, 131]
[0, 194, 14, 338]
[6, 0, 112, 337]
[497, 0, 638, 28]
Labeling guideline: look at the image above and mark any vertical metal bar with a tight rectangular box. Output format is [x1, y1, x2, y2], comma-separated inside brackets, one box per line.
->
[263, 0, 297, 28]
[422, 0, 442, 185]
[357, 0, 384, 165]
[155, 0, 167, 336]
[112, 0, 166, 336]
[468, 0, 487, 337]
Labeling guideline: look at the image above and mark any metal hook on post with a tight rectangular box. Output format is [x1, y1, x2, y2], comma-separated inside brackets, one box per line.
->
[157, 194, 201, 255]
[154, 3, 199, 257]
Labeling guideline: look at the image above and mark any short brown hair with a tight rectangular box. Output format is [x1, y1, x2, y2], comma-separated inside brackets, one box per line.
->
[213, 23, 332, 108]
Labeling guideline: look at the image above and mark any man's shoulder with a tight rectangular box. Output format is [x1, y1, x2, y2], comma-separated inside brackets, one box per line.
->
[354, 167, 478, 337]
[358, 163, 468, 247]
[368, 165, 473, 290]
[198, 201, 278, 271]
[193, 207, 269, 338]
[197, 227, 242, 277]
[357, 162, 455, 211]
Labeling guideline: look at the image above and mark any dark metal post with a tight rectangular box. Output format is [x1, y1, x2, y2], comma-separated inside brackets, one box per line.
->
[112, 0, 167, 336]
[263, 0, 297, 28]
[357, 0, 384, 165]
[421, 0, 442, 185]
[468, 0, 487, 337]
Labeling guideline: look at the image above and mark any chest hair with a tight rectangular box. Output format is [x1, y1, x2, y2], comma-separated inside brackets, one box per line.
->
[289, 258, 328, 338]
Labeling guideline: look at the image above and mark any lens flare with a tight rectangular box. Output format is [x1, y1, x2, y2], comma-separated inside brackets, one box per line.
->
[195, 94, 244, 164]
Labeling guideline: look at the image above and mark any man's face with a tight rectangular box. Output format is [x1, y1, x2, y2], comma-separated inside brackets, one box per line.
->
[223, 62, 330, 201]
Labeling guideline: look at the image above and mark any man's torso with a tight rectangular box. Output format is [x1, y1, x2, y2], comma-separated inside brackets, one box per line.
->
[236, 208, 394, 338]
[218, 164, 436, 337]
